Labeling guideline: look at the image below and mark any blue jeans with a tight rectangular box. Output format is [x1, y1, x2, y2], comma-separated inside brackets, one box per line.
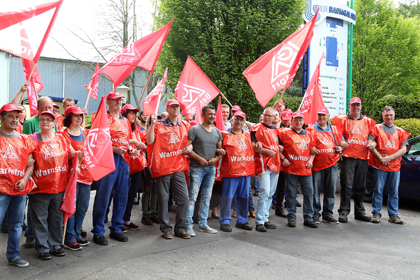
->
[231, 184, 254, 211]
[92, 153, 129, 236]
[253, 176, 260, 192]
[0, 194, 26, 260]
[255, 168, 279, 225]
[372, 169, 400, 216]
[220, 176, 250, 225]
[65, 183, 91, 244]
[313, 164, 338, 218]
[286, 173, 314, 221]
[186, 166, 215, 228]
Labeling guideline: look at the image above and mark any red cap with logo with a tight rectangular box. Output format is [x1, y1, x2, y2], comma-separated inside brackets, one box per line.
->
[53, 103, 60, 110]
[120, 104, 140, 115]
[106, 90, 125, 101]
[292, 110, 304, 118]
[65, 106, 85, 116]
[317, 107, 330, 115]
[39, 110, 56, 120]
[166, 99, 180, 108]
[232, 105, 241, 112]
[350, 97, 362, 105]
[281, 110, 292, 120]
[234, 111, 246, 120]
[0, 103, 22, 114]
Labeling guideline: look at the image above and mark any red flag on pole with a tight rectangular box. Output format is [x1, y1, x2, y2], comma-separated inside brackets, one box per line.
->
[22, 58, 43, 117]
[194, 98, 203, 123]
[85, 62, 100, 100]
[143, 67, 168, 115]
[61, 154, 78, 226]
[0, 0, 64, 62]
[96, 21, 172, 88]
[300, 53, 325, 126]
[242, 9, 318, 107]
[174, 56, 221, 119]
[215, 96, 225, 131]
[84, 96, 116, 181]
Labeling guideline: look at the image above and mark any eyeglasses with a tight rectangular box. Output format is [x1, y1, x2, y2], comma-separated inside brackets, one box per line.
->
[39, 118, 54, 123]
[263, 114, 274, 118]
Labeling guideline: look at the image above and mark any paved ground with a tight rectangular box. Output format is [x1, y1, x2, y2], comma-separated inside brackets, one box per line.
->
[1, 193, 420, 280]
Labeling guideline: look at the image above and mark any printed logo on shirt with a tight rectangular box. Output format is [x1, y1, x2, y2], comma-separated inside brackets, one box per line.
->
[238, 138, 248, 150]
[120, 120, 129, 135]
[168, 130, 181, 144]
[351, 123, 362, 134]
[2, 144, 19, 160]
[320, 134, 333, 145]
[385, 139, 395, 149]
[42, 145, 59, 159]
[298, 139, 308, 150]
[269, 130, 278, 142]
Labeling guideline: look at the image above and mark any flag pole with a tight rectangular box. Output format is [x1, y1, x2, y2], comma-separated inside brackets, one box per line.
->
[298, 91, 307, 111]
[62, 213, 68, 245]
[137, 71, 153, 109]
[31, 78, 40, 101]
[19, 63, 37, 103]
[85, 88, 93, 109]
[219, 92, 233, 107]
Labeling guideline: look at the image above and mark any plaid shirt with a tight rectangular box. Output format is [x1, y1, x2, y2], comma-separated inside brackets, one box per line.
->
[158, 117, 182, 127]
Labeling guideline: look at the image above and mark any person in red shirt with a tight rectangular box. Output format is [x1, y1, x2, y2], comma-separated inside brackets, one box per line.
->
[278, 111, 317, 228]
[219, 111, 255, 232]
[367, 106, 410, 224]
[0, 103, 36, 267]
[307, 107, 344, 224]
[332, 97, 376, 223]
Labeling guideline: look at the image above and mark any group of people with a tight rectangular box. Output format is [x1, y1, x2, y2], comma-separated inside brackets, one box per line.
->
[0, 84, 409, 268]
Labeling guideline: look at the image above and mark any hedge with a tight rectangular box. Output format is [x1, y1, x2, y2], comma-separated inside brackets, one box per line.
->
[366, 95, 420, 123]
[393, 119, 420, 139]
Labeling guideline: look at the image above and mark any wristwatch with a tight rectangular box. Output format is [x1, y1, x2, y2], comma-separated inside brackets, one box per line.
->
[281, 157, 286, 162]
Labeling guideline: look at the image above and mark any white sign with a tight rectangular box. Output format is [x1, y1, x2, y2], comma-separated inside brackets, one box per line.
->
[304, 0, 356, 118]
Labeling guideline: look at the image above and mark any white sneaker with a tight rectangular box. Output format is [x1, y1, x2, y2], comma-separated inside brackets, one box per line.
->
[197, 224, 217, 234]
[186, 227, 196, 237]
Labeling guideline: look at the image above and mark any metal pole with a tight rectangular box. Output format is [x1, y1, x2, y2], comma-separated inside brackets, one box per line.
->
[347, 0, 354, 109]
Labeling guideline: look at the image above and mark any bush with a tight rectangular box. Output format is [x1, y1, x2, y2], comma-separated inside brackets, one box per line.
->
[85, 115, 92, 130]
[366, 95, 420, 123]
[393, 118, 420, 139]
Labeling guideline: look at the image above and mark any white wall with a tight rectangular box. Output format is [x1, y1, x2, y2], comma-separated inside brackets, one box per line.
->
[0, 51, 9, 106]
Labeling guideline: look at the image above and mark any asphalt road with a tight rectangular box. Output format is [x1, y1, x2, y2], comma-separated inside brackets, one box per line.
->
[1, 193, 419, 280]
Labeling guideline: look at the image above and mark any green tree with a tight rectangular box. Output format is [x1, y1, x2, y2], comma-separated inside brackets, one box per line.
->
[397, 0, 420, 18]
[352, 0, 420, 116]
[153, 0, 306, 122]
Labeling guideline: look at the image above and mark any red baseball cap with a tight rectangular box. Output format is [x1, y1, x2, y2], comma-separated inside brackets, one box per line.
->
[350, 97, 362, 105]
[120, 104, 140, 115]
[232, 105, 241, 112]
[234, 111, 246, 120]
[53, 103, 60, 110]
[284, 109, 293, 113]
[65, 106, 85, 116]
[317, 107, 330, 115]
[39, 110, 56, 120]
[279, 100, 285, 106]
[292, 111, 304, 118]
[281, 110, 292, 120]
[166, 99, 180, 108]
[106, 90, 125, 101]
[0, 103, 22, 114]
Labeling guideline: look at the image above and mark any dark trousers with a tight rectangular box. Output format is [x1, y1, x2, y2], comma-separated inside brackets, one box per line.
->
[338, 157, 368, 216]
[155, 171, 189, 234]
[123, 171, 142, 222]
[275, 171, 287, 210]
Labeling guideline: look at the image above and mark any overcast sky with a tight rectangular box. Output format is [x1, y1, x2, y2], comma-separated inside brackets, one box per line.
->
[3, 0, 405, 62]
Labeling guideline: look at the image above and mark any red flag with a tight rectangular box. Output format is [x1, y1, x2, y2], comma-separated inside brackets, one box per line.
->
[243, 9, 318, 107]
[143, 67, 168, 115]
[215, 96, 225, 131]
[97, 21, 172, 88]
[84, 96, 116, 181]
[61, 155, 78, 226]
[0, 0, 64, 62]
[174, 56, 221, 119]
[301, 53, 325, 126]
[85, 62, 100, 100]
[194, 98, 203, 123]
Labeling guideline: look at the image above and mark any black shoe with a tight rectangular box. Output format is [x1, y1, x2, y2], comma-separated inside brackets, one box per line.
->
[211, 212, 220, 219]
[93, 235, 108, 245]
[1, 224, 8, 233]
[287, 220, 296, 227]
[124, 222, 140, 230]
[23, 237, 35, 248]
[275, 208, 287, 218]
[313, 214, 320, 224]
[256, 224, 267, 232]
[39, 252, 51, 260]
[296, 201, 302, 207]
[322, 215, 339, 224]
[175, 231, 190, 239]
[304, 220, 318, 228]
[220, 224, 232, 232]
[150, 212, 160, 224]
[141, 213, 153, 226]
[264, 221, 276, 229]
[109, 232, 128, 242]
[253, 191, 259, 197]
[338, 214, 348, 223]
[81, 229, 87, 238]
[355, 214, 371, 222]
[50, 248, 66, 257]
[235, 222, 253, 231]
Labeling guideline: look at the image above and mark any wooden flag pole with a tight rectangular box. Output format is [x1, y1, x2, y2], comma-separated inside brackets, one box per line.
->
[84, 87, 93, 109]
[219, 92, 233, 107]
[62, 213, 68, 245]
[137, 71, 153, 109]
[19, 63, 37, 104]
[31, 78, 40, 101]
